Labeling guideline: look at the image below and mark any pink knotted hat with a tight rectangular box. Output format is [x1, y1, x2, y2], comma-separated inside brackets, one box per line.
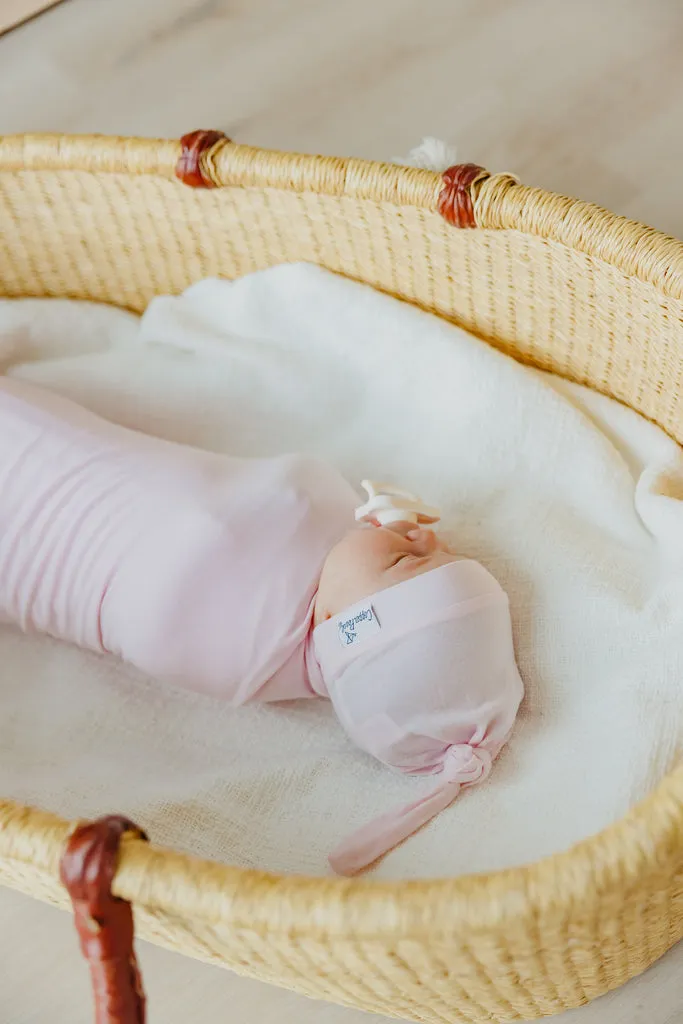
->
[312, 559, 524, 875]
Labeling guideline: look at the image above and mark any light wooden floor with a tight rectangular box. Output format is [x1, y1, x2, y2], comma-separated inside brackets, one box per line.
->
[2, 0, 683, 236]
[2, 2, 683, 1022]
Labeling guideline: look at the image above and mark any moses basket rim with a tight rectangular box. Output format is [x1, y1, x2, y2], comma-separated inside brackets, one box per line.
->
[0, 131, 682, 1022]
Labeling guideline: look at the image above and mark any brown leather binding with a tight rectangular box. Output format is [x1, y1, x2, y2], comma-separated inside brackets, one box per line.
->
[176, 129, 228, 187]
[437, 163, 487, 228]
[60, 815, 148, 1024]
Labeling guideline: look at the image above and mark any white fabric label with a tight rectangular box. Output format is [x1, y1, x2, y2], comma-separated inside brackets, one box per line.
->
[337, 604, 381, 648]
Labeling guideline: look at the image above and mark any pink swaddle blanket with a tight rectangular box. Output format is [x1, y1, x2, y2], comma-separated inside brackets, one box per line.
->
[0, 377, 357, 703]
[0, 377, 523, 874]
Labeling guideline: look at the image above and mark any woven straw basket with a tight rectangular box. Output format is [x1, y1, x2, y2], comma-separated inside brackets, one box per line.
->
[1, 130, 683, 1024]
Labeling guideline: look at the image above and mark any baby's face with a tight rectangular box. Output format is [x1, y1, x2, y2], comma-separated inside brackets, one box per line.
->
[314, 522, 459, 625]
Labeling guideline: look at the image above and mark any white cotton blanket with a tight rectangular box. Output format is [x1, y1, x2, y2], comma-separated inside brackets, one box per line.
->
[0, 264, 682, 886]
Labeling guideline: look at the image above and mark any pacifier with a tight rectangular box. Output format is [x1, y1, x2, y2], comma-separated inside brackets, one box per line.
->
[354, 480, 441, 527]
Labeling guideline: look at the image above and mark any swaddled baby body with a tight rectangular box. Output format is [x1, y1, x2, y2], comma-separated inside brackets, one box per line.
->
[0, 377, 523, 874]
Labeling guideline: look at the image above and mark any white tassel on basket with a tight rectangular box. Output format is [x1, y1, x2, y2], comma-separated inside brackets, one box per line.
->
[393, 137, 459, 173]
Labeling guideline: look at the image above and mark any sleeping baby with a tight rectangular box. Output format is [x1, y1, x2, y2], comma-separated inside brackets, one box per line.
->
[0, 376, 524, 875]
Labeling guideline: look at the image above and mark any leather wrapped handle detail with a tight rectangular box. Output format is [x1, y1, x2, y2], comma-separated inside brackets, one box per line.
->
[60, 815, 148, 1024]
[176, 129, 229, 187]
[438, 163, 489, 228]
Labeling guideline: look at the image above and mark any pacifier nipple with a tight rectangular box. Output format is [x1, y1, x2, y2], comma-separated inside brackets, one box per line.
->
[354, 480, 441, 527]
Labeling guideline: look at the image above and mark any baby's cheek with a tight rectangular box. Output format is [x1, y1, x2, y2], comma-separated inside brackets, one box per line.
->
[355, 530, 393, 562]
[349, 558, 391, 600]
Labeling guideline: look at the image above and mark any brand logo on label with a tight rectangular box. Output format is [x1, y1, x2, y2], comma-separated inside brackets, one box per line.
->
[337, 604, 381, 647]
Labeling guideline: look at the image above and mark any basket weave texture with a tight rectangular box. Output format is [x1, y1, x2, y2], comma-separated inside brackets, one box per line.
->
[0, 132, 682, 1024]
